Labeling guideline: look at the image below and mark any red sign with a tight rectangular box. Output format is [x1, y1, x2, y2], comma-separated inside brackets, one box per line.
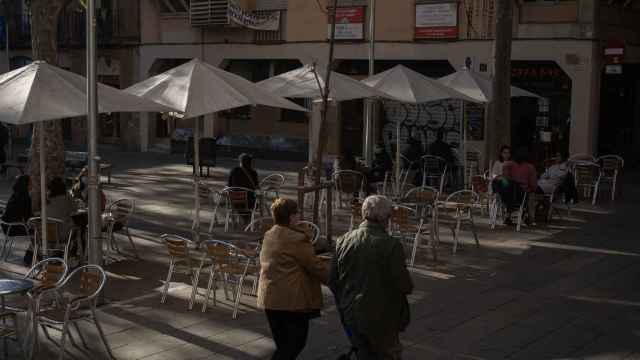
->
[604, 39, 625, 65]
[415, 27, 458, 39]
[328, 7, 365, 40]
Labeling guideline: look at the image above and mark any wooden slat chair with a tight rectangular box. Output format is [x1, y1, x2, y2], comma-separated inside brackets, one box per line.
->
[0, 216, 30, 261]
[221, 187, 259, 232]
[436, 190, 480, 254]
[28, 217, 66, 266]
[160, 234, 206, 310]
[389, 205, 430, 266]
[573, 163, 601, 205]
[200, 240, 259, 319]
[33, 265, 114, 360]
[597, 155, 624, 201]
[333, 170, 366, 209]
[103, 199, 138, 258]
[401, 186, 438, 221]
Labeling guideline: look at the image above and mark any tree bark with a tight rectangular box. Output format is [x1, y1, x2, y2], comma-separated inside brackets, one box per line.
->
[310, 0, 339, 223]
[28, 0, 70, 210]
[487, 0, 513, 164]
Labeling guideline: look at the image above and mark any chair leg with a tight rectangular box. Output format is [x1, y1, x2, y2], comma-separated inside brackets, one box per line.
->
[124, 228, 139, 258]
[72, 322, 89, 349]
[92, 309, 115, 360]
[58, 313, 71, 360]
[161, 262, 175, 304]
[612, 175, 617, 201]
[452, 217, 461, 254]
[410, 220, 423, 267]
[188, 267, 202, 311]
[232, 275, 246, 319]
[202, 267, 216, 313]
[592, 183, 599, 206]
[470, 214, 479, 248]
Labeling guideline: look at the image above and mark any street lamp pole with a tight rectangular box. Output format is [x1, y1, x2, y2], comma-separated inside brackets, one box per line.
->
[363, 0, 376, 166]
[87, 0, 102, 266]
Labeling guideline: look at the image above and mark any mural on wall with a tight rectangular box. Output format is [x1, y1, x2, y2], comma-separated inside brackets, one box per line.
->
[382, 99, 463, 163]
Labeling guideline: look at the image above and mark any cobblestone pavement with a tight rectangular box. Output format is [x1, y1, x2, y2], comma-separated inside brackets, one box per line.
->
[1, 150, 640, 359]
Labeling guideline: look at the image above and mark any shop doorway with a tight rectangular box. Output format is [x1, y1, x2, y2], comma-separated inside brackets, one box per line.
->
[599, 64, 640, 163]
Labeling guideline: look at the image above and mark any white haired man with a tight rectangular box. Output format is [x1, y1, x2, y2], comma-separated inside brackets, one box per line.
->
[329, 195, 413, 359]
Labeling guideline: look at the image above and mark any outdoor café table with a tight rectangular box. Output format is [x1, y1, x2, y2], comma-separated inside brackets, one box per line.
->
[432, 200, 482, 244]
[0, 278, 34, 358]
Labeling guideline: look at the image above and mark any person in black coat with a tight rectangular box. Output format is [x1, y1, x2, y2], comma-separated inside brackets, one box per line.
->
[1, 175, 32, 236]
[227, 153, 259, 224]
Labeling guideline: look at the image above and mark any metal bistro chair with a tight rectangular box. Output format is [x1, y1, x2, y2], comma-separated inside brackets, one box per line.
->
[244, 217, 275, 235]
[465, 149, 482, 189]
[297, 221, 321, 246]
[103, 199, 139, 258]
[389, 205, 428, 267]
[32, 265, 115, 360]
[192, 182, 220, 232]
[401, 186, 439, 220]
[0, 218, 30, 261]
[333, 170, 366, 209]
[28, 217, 66, 266]
[221, 187, 259, 232]
[160, 234, 206, 310]
[420, 155, 447, 193]
[200, 240, 260, 319]
[349, 200, 363, 232]
[259, 174, 286, 203]
[568, 153, 596, 167]
[573, 162, 601, 205]
[597, 155, 624, 201]
[436, 190, 480, 254]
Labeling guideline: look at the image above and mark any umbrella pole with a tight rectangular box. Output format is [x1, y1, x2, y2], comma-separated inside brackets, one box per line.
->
[395, 120, 401, 196]
[461, 99, 467, 189]
[193, 116, 201, 243]
[39, 122, 47, 247]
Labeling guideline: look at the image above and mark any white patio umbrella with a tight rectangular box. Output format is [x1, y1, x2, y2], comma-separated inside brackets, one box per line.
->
[125, 58, 307, 237]
[256, 63, 390, 101]
[362, 65, 480, 194]
[439, 67, 542, 186]
[0, 61, 174, 246]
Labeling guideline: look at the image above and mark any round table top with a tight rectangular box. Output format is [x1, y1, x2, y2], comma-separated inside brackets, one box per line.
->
[0, 278, 34, 296]
[209, 231, 263, 244]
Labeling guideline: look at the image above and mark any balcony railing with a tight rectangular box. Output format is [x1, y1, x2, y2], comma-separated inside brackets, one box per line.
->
[254, 10, 286, 43]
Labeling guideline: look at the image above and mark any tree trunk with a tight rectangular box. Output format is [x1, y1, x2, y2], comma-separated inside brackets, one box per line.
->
[28, 0, 70, 210]
[487, 0, 513, 164]
[310, 0, 339, 223]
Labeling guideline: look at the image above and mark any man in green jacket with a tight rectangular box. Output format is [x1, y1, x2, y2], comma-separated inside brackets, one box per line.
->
[329, 195, 414, 359]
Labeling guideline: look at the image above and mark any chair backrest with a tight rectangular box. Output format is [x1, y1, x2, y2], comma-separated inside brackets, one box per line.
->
[161, 234, 194, 259]
[421, 155, 447, 173]
[569, 153, 596, 166]
[402, 186, 438, 205]
[446, 190, 480, 205]
[297, 221, 320, 244]
[60, 264, 107, 303]
[400, 154, 413, 169]
[222, 187, 256, 211]
[390, 205, 418, 233]
[333, 170, 365, 195]
[574, 163, 600, 184]
[24, 257, 68, 289]
[543, 157, 561, 170]
[471, 176, 490, 195]
[203, 240, 248, 275]
[598, 155, 624, 174]
[259, 174, 286, 190]
[244, 217, 274, 234]
[27, 217, 65, 246]
[0, 219, 29, 236]
[108, 199, 134, 224]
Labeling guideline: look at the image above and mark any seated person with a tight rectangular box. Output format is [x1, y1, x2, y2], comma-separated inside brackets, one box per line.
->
[502, 147, 538, 225]
[370, 144, 393, 184]
[537, 153, 570, 195]
[47, 177, 76, 242]
[228, 153, 259, 190]
[491, 145, 511, 179]
[429, 131, 456, 167]
[1, 175, 33, 265]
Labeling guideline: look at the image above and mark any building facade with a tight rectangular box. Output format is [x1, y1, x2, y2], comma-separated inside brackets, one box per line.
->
[4, 0, 640, 163]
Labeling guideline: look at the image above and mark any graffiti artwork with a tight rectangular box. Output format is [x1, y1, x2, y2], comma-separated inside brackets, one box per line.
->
[382, 99, 463, 162]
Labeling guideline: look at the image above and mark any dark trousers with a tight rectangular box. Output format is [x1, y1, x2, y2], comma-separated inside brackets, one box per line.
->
[265, 310, 311, 360]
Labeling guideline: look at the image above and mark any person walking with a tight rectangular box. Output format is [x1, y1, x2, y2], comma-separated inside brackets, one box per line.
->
[257, 198, 329, 360]
[330, 195, 414, 359]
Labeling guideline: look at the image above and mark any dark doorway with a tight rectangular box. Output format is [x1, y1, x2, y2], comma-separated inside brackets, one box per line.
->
[599, 64, 640, 163]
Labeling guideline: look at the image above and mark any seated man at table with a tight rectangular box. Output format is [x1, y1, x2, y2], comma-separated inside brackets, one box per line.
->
[503, 147, 538, 225]
[537, 152, 570, 195]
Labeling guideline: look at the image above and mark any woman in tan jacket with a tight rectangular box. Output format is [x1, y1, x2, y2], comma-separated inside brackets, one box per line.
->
[257, 198, 329, 360]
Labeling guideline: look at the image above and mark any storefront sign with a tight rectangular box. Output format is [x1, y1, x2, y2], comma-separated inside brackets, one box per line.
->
[415, 3, 458, 39]
[328, 7, 365, 40]
[605, 65, 623, 74]
[228, 1, 280, 31]
[604, 39, 625, 65]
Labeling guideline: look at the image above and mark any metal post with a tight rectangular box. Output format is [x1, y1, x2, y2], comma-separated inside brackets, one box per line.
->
[363, 0, 376, 166]
[87, 0, 102, 266]
[193, 116, 201, 243]
[39, 122, 47, 247]
[461, 99, 467, 188]
[4, 16, 8, 72]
